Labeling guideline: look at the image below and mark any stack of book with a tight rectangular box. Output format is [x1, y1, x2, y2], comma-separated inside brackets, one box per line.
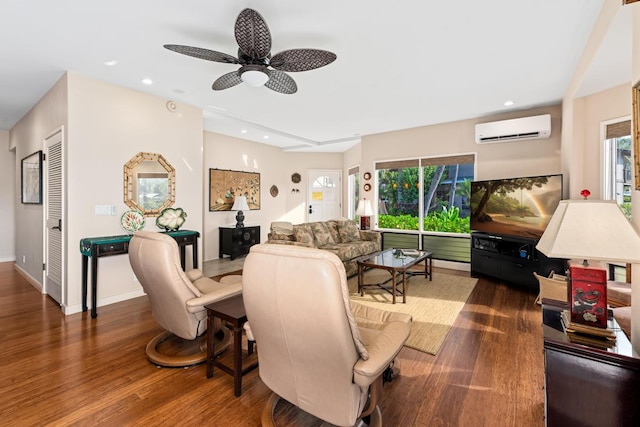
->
[560, 310, 616, 349]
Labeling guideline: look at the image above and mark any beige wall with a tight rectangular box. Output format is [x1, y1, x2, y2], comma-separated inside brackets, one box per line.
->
[0, 130, 15, 261]
[572, 84, 630, 200]
[203, 132, 342, 260]
[10, 73, 68, 286]
[347, 105, 562, 223]
[631, 4, 640, 356]
[11, 72, 203, 314]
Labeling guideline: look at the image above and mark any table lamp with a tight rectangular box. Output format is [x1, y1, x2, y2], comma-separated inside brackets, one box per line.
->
[536, 198, 640, 327]
[355, 198, 374, 230]
[231, 195, 249, 228]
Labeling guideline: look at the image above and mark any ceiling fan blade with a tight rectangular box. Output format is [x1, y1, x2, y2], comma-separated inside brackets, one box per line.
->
[164, 44, 239, 64]
[270, 49, 337, 72]
[265, 70, 297, 94]
[212, 71, 242, 91]
[234, 8, 272, 59]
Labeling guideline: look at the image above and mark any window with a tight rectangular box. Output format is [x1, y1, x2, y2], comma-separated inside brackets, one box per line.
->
[348, 166, 360, 220]
[376, 155, 474, 233]
[603, 120, 632, 220]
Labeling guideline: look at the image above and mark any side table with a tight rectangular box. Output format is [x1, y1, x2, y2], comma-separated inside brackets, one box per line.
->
[205, 295, 258, 397]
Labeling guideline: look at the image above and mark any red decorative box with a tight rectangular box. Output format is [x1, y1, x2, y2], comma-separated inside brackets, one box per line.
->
[569, 261, 607, 328]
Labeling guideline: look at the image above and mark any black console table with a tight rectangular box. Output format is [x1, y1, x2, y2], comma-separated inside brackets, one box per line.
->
[219, 226, 260, 260]
[80, 229, 200, 318]
[470, 232, 566, 290]
[542, 301, 640, 426]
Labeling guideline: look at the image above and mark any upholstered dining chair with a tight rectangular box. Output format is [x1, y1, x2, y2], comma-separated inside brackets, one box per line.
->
[129, 231, 242, 367]
[243, 244, 412, 427]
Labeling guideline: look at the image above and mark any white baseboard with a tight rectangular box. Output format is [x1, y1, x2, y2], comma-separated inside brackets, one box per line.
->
[63, 289, 147, 315]
[14, 263, 44, 293]
[0, 256, 17, 263]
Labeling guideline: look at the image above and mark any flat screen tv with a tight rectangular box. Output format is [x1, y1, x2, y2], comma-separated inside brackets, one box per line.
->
[470, 174, 563, 239]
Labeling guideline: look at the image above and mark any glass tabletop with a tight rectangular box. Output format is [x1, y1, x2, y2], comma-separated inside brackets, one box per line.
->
[358, 248, 431, 269]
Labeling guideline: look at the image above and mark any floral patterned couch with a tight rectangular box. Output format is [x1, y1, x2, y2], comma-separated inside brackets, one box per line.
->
[266, 219, 381, 277]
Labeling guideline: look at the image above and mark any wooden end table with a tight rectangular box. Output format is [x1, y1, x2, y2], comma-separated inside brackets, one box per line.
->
[357, 249, 433, 304]
[205, 295, 258, 397]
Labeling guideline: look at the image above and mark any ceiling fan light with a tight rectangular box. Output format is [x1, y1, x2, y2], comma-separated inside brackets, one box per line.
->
[240, 69, 269, 87]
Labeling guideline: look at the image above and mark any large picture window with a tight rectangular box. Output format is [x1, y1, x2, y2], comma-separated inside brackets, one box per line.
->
[603, 119, 632, 220]
[376, 155, 474, 233]
[348, 166, 360, 220]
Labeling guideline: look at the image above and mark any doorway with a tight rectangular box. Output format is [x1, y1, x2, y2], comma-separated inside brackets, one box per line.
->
[307, 170, 342, 222]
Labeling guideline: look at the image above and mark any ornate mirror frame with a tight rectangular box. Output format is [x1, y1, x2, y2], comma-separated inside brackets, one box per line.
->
[123, 152, 175, 216]
[634, 81, 640, 190]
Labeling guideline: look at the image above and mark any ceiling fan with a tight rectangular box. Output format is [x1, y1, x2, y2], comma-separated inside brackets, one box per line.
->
[164, 8, 336, 94]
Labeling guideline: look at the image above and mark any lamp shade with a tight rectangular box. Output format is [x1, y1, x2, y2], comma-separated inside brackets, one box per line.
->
[231, 196, 249, 211]
[536, 199, 640, 264]
[355, 199, 374, 216]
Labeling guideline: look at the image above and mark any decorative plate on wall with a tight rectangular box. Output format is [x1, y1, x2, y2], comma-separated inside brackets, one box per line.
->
[364, 183, 371, 192]
[363, 172, 371, 180]
[270, 185, 279, 197]
[291, 172, 301, 184]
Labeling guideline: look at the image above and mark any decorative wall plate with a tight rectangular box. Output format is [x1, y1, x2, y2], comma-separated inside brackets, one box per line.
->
[364, 183, 371, 192]
[363, 172, 371, 180]
[121, 210, 145, 233]
[270, 185, 279, 197]
[291, 172, 301, 183]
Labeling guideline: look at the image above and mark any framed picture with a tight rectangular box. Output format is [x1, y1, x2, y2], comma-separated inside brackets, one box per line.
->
[21, 150, 43, 204]
[209, 168, 260, 211]
[633, 80, 640, 190]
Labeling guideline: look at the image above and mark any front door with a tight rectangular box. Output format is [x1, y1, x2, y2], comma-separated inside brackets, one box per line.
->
[307, 170, 342, 222]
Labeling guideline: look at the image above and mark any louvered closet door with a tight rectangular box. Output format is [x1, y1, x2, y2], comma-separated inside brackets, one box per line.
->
[44, 128, 64, 306]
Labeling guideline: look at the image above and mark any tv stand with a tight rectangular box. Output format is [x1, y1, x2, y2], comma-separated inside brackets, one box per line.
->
[470, 232, 565, 290]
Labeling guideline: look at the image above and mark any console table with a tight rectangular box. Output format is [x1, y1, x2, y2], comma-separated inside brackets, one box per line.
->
[80, 229, 200, 319]
[219, 226, 260, 260]
[542, 301, 640, 426]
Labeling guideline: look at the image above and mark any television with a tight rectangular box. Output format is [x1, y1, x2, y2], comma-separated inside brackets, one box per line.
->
[470, 174, 563, 239]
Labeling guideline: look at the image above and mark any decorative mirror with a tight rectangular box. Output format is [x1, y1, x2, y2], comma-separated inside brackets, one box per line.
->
[124, 152, 175, 216]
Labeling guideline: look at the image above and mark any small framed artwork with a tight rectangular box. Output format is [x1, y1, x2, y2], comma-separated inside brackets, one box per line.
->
[21, 150, 43, 204]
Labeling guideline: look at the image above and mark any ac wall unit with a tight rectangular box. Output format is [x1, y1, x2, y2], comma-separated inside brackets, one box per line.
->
[475, 114, 551, 144]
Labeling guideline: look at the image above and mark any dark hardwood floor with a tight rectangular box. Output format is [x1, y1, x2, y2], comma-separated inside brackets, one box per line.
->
[0, 262, 545, 426]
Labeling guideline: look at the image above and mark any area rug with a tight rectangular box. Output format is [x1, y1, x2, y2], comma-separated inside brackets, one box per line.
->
[347, 270, 477, 355]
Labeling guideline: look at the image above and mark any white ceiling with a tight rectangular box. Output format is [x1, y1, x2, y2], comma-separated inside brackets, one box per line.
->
[0, 1, 632, 152]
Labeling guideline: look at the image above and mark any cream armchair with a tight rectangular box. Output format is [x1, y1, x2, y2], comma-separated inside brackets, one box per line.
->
[243, 244, 412, 427]
[129, 231, 242, 367]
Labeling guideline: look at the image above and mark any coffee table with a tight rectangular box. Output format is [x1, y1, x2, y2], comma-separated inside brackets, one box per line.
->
[357, 248, 432, 304]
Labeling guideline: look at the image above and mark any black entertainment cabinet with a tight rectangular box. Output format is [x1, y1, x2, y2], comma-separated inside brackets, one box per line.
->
[470, 232, 566, 290]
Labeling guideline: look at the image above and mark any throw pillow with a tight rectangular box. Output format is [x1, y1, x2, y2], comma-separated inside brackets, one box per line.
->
[326, 220, 341, 244]
[309, 222, 335, 247]
[338, 220, 360, 243]
[270, 230, 294, 241]
[293, 224, 315, 247]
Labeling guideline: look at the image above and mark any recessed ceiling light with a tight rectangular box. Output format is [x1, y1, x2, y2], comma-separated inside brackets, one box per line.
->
[104, 60, 118, 67]
[142, 78, 153, 85]
[504, 100, 514, 106]
[263, 135, 269, 139]
[241, 129, 248, 134]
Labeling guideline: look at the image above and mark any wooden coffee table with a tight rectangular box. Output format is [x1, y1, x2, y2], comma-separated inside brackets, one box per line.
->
[357, 249, 432, 304]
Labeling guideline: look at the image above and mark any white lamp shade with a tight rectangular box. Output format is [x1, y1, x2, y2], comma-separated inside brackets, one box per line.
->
[240, 70, 269, 87]
[355, 199, 374, 216]
[231, 195, 250, 211]
[536, 199, 640, 264]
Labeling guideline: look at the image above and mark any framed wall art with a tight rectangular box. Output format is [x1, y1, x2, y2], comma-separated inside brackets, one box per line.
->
[209, 168, 261, 211]
[21, 150, 43, 204]
[633, 80, 640, 190]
